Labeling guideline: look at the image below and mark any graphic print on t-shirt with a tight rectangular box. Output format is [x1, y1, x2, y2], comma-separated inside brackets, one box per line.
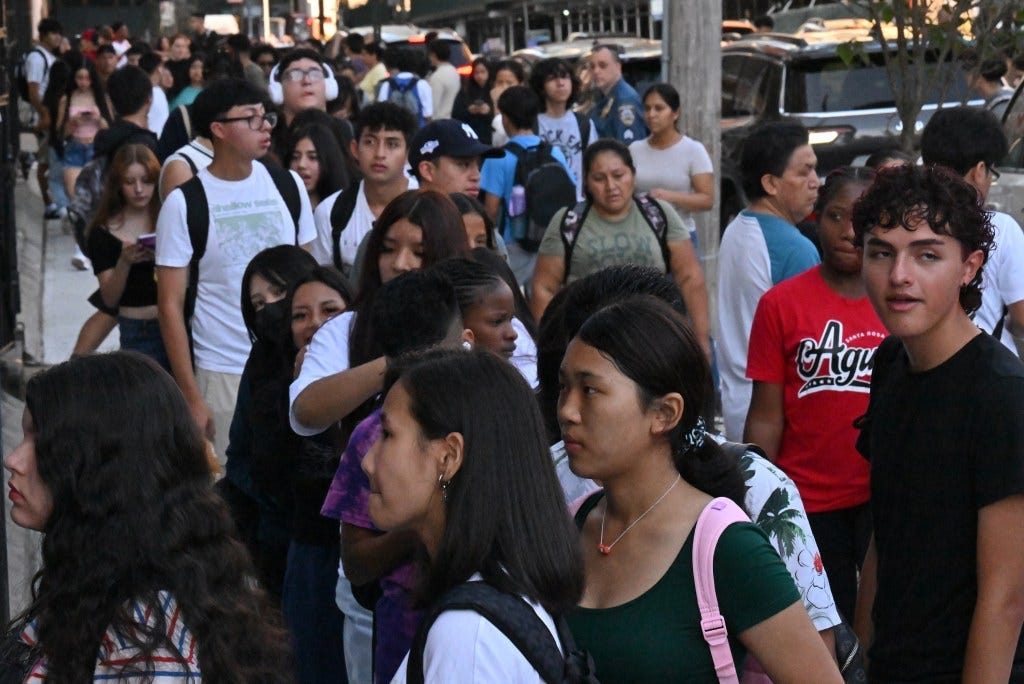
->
[795, 320, 885, 398]
[211, 197, 290, 264]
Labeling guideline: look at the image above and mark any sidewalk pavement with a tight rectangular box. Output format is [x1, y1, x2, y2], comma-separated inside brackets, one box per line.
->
[2, 165, 119, 618]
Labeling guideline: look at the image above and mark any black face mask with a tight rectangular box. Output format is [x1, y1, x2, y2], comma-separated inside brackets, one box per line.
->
[253, 299, 289, 344]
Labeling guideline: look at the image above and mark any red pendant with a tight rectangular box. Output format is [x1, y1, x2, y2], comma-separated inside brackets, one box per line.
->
[597, 543, 612, 555]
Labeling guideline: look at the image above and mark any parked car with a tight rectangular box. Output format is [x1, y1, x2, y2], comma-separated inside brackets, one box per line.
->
[987, 84, 1024, 220]
[718, 28, 979, 225]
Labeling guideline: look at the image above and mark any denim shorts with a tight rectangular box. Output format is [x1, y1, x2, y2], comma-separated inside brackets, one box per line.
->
[63, 139, 95, 167]
[117, 316, 170, 372]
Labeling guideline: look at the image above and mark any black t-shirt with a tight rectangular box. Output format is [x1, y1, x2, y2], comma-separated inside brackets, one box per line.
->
[87, 228, 157, 308]
[857, 333, 1024, 682]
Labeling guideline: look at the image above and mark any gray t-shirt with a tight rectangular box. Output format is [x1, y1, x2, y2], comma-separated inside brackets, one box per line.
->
[538, 111, 597, 200]
[538, 197, 688, 283]
[629, 136, 713, 233]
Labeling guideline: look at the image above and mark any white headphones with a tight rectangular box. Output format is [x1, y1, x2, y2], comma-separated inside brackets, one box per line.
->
[267, 60, 339, 105]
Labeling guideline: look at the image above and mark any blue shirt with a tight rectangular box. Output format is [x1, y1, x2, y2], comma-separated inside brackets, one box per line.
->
[591, 79, 648, 143]
[480, 134, 574, 241]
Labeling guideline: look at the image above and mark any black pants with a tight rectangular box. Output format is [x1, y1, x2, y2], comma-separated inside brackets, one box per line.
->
[807, 502, 872, 622]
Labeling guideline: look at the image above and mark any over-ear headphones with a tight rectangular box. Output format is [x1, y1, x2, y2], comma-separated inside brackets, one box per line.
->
[267, 61, 339, 105]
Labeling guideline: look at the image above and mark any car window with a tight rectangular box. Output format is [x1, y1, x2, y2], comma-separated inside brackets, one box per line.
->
[727, 56, 777, 117]
[623, 59, 661, 96]
[722, 54, 746, 117]
[786, 53, 971, 113]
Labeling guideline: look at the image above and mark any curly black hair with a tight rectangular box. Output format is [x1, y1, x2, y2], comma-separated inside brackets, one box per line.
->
[852, 163, 994, 315]
[16, 352, 293, 683]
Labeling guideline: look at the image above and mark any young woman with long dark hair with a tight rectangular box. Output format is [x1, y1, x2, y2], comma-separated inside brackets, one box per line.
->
[560, 297, 841, 682]
[366, 348, 583, 682]
[4, 352, 292, 682]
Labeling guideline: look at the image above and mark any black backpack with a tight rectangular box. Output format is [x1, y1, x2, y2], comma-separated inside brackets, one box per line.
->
[558, 194, 671, 281]
[329, 180, 363, 271]
[15, 47, 48, 102]
[407, 582, 599, 684]
[573, 112, 591, 150]
[505, 141, 577, 252]
[178, 161, 302, 335]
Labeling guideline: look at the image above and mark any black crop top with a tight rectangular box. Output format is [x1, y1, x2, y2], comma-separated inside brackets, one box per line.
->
[87, 227, 158, 308]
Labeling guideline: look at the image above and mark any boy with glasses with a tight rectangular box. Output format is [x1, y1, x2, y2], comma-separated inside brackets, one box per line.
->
[920, 106, 1024, 357]
[156, 79, 315, 463]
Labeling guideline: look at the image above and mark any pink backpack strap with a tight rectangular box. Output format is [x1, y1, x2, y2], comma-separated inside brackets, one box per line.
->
[693, 497, 751, 684]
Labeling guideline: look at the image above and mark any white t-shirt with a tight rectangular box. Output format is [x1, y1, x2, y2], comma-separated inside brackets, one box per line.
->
[630, 136, 714, 234]
[537, 111, 597, 200]
[156, 164, 315, 374]
[24, 46, 55, 99]
[428, 63, 461, 120]
[973, 210, 1024, 354]
[289, 311, 538, 435]
[311, 177, 419, 274]
[148, 86, 170, 136]
[159, 140, 214, 191]
[390, 576, 561, 684]
[376, 72, 434, 119]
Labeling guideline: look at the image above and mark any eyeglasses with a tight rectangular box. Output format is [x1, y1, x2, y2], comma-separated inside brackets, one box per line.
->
[281, 67, 325, 83]
[987, 164, 1001, 181]
[214, 111, 278, 130]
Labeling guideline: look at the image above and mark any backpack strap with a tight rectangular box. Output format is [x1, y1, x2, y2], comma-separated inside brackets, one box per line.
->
[574, 112, 591, 150]
[179, 104, 192, 141]
[692, 497, 749, 684]
[330, 181, 363, 271]
[258, 160, 302, 240]
[634, 193, 673, 274]
[406, 582, 569, 684]
[180, 176, 210, 334]
[559, 201, 591, 282]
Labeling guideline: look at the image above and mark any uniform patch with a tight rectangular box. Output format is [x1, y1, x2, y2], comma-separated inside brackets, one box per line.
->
[618, 104, 637, 127]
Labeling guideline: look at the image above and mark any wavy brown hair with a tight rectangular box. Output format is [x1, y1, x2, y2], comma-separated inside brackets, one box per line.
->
[86, 143, 161, 239]
[14, 352, 293, 683]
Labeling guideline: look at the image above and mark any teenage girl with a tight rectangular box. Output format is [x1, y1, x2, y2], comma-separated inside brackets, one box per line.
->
[289, 189, 471, 436]
[85, 144, 167, 369]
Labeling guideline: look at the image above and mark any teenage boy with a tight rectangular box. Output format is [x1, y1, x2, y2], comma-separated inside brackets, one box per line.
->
[920, 106, 1024, 357]
[531, 57, 597, 199]
[853, 164, 1024, 682]
[359, 41, 387, 103]
[717, 121, 820, 440]
[26, 17, 63, 217]
[409, 118, 502, 196]
[310, 102, 419, 274]
[139, 52, 169, 136]
[376, 45, 432, 126]
[268, 48, 330, 161]
[426, 39, 459, 119]
[156, 79, 315, 462]
[480, 85, 573, 287]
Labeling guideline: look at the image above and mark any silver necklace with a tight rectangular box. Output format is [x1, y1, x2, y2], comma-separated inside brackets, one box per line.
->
[597, 475, 681, 555]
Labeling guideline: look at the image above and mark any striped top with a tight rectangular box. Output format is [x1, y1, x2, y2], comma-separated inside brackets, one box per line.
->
[21, 591, 201, 681]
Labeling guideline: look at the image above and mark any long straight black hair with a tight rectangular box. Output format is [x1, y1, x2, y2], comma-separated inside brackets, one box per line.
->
[574, 297, 747, 506]
[387, 348, 584, 614]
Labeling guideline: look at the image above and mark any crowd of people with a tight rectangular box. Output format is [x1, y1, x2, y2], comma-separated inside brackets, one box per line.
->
[6, 11, 1024, 684]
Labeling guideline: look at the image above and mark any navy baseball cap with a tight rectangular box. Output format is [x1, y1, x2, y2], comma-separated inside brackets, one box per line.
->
[409, 119, 502, 169]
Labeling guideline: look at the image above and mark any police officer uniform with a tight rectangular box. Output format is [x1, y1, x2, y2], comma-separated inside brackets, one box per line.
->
[590, 78, 648, 143]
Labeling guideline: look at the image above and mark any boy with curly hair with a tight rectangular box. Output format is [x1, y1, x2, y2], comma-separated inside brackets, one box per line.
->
[853, 164, 1024, 681]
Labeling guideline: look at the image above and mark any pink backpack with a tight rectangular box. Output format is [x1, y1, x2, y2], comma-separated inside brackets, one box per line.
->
[692, 497, 772, 684]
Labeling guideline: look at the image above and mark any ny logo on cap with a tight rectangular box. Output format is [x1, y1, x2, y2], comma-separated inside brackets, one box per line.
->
[461, 123, 479, 140]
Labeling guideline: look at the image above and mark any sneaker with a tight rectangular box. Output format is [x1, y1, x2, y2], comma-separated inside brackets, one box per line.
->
[71, 251, 90, 271]
[44, 204, 67, 220]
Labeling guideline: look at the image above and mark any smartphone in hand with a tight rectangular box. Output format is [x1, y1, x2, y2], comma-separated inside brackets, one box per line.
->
[137, 233, 157, 250]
